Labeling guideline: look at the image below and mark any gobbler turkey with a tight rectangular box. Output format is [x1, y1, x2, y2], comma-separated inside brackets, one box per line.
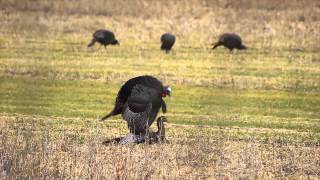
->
[88, 29, 119, 48]
[101, 75, 171, 144]
[161, 33, 176, 53]
[212, 33, 247, 51]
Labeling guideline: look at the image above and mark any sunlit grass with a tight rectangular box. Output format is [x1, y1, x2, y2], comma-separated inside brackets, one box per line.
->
[1, 76, 319, 134]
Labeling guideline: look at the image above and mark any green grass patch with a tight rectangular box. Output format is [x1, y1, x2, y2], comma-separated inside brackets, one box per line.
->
[1, 76, 319, 133]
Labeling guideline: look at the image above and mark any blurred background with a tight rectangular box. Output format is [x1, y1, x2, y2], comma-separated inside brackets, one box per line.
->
[1, 0, 320, 49]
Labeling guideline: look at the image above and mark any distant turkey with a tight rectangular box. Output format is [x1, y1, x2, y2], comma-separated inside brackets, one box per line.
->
[161, 33, 176, 53]
[212, 33, 247, 51]
[101, 75, 171, 143]
[88, 29, 119, 48]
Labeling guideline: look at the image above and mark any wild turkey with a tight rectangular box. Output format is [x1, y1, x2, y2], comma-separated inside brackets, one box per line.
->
[102, 116, 167, 145]
[101, 75, 170, 121]
[88, 29, 119, 48]
[212, 33, 247, 51]
[161, 33, 176, 53]
[101, 76, 171, 143]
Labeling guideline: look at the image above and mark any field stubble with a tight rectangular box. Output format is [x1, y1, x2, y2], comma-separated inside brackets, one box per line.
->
[0, 114, 319, 179]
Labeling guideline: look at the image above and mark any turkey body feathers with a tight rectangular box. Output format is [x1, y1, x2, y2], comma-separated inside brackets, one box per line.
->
[101, 75, 166, 121]
[161, 33, 176, 53]
[212, 33, 246, 51]
[122, 84, 162, 134]
[88, 29, 118, 47]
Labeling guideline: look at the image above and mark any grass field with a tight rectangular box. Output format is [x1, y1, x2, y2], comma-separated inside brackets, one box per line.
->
[1, 0, 320, 179]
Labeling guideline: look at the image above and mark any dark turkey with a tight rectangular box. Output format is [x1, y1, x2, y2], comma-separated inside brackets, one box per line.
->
[161, 33, 176, 53]
[88, 29, 119, 48]
[101, 75, 171, 136]
[212, 33, 247, 51]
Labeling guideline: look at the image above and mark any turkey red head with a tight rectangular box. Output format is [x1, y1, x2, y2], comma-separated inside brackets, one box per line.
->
[161, 86, 171, 97]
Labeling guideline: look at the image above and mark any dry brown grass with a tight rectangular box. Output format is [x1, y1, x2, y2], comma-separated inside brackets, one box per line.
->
[1, 114, 319, 179]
